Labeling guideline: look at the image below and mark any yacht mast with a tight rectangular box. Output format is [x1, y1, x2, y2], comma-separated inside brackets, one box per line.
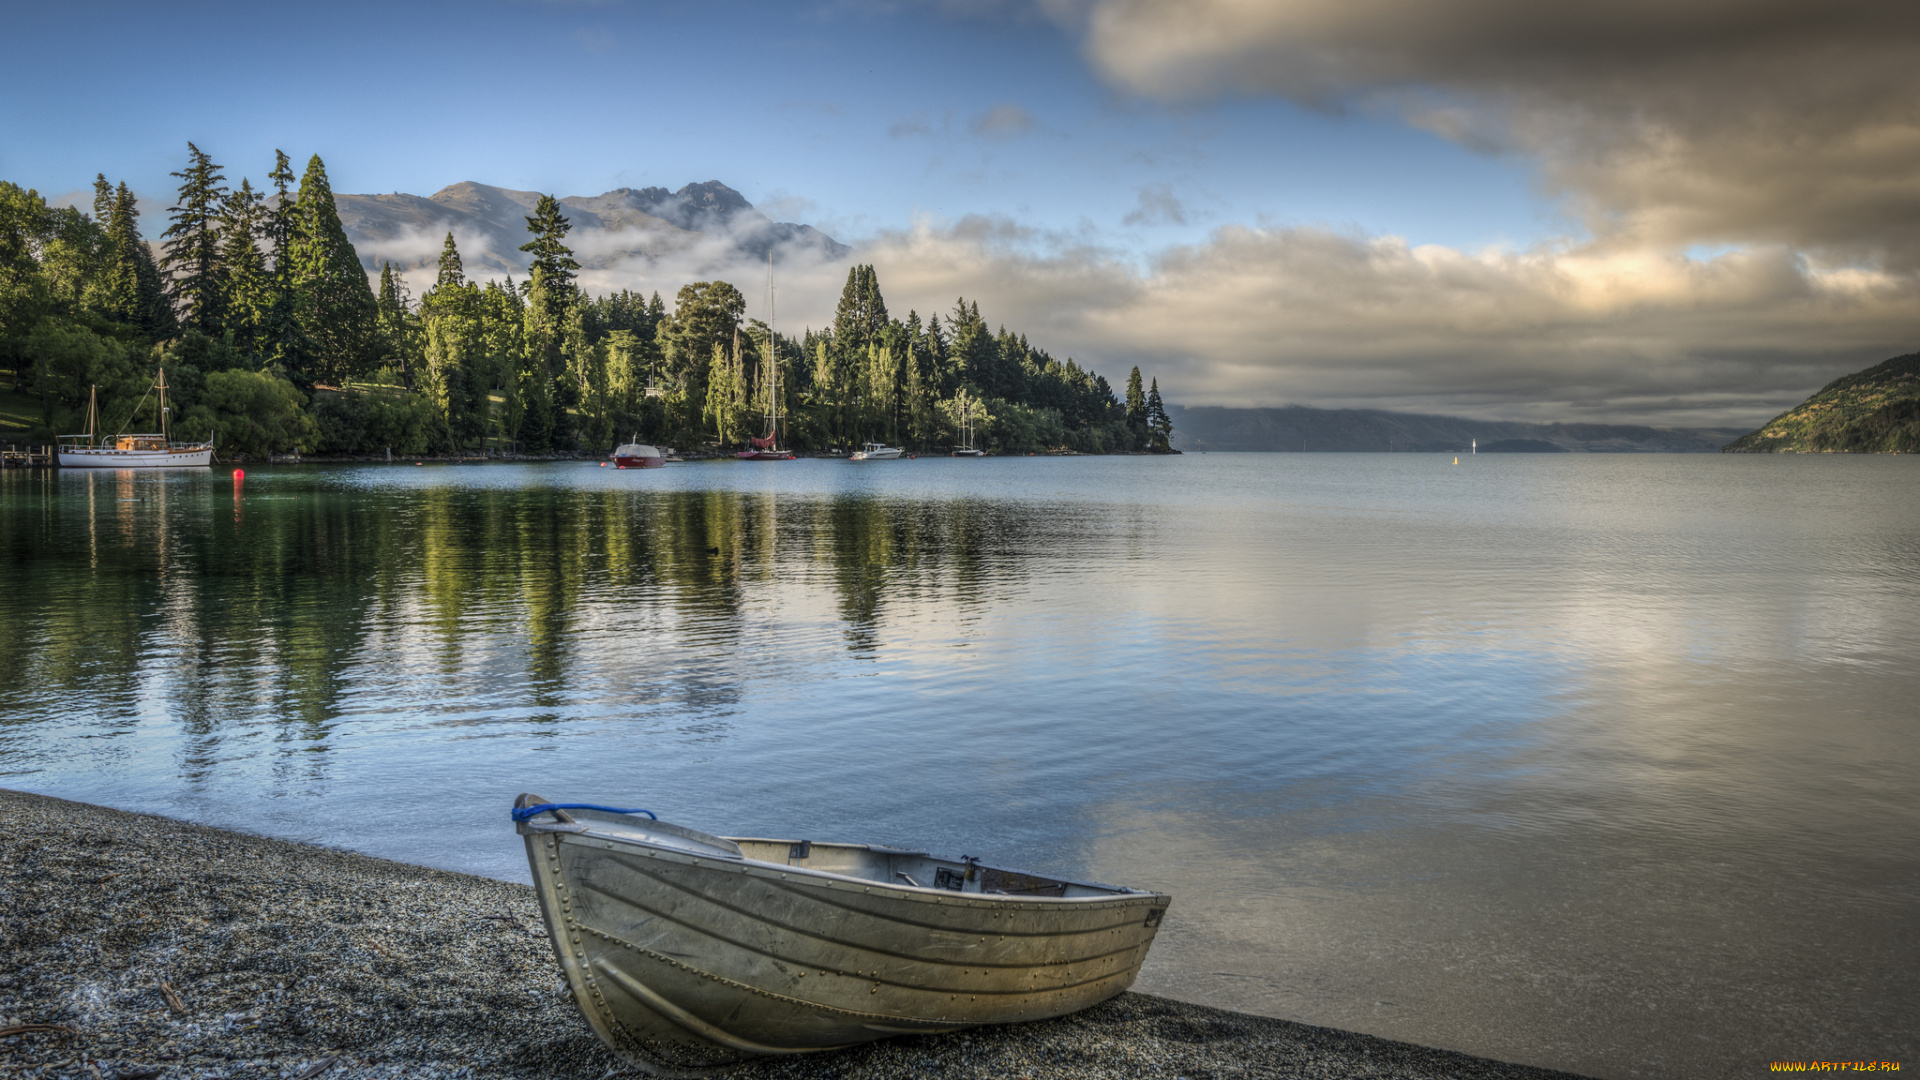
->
[157, 368, 170, 443]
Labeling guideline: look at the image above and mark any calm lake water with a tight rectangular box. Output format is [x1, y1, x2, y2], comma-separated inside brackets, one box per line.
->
[3, 455, 1916, 1078]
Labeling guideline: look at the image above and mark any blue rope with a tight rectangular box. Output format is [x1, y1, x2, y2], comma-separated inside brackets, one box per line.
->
[511, 803, 658, 823]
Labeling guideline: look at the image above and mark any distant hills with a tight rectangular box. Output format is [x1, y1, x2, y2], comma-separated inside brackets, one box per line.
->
[1168, 404, 1744, 453]
[332, 180, 848, 277]
[1722, 351, 1920, 453]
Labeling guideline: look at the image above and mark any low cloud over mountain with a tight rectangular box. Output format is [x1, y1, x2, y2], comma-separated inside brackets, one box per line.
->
[335, 180, 847, 281]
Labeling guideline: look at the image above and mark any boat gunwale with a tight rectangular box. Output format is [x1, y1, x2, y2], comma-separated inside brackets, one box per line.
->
[520, 819, 1168, 910]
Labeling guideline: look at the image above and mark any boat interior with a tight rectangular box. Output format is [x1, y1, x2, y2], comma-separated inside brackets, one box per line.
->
[731, 838, 1129, 899]
[546, 808, 1131, 899]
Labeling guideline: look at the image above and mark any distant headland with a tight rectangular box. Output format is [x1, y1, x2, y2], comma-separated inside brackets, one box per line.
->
[1722, 351, 1920, 453]
[1168, 404, 1743, 453]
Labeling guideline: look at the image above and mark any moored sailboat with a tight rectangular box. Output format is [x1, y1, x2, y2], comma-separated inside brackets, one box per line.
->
[739, 253, 796, 461]
[951, 399, 983, 457]
[57, 370, 213, 468]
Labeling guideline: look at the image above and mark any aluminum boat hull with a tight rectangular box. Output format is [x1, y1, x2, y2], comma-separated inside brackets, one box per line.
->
[517, 803, 1169, 1075]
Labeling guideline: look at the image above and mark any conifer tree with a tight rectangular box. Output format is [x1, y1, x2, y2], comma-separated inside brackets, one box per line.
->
[160, 142, 230, 334]
[1146, 377, 1172, 451]
[421, 272, 482, 449]
[92, 175, 113, 223]
[289, 154, 378, 385]
[832, 265, 889, 363]
[100, 181, 172, 336]
[267, 150, 296, 275]
[1125, 366, 1147, 446]
[220, 178, 271, 357]
[435, 231, 464, 288]
[519, 195, 578, 306]
[375, 262, 419, 387]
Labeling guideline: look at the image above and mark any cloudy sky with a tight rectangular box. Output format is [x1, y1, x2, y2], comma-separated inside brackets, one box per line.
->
[7, 0, 1919, 426]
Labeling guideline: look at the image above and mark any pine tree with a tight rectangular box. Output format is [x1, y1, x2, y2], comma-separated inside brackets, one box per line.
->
[421, 274, 483, 450]
[160, 142, 230, 334]
[101, 181, 172, 336]
[1124, 366, 1147, 447]
[289, 154, 378, 385]
[435, 231, 464, 288]
[519, 195, 578, 306]
[267, 150, 296, 276]
[92, 175, 113, 223]
[375, 262, 418, 387]
[220, 178, 271, 358]
[1146, 377, 1172, 451]
[832, 265, 889, 363]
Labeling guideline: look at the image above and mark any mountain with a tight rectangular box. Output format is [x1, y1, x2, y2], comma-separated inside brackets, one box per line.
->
[1722, 352, 1920, 453]
[1168, 404, 1744, 453]
[331, 180, 848, 277]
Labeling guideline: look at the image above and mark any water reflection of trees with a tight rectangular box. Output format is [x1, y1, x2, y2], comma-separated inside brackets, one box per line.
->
[0, 471, 1082, 790]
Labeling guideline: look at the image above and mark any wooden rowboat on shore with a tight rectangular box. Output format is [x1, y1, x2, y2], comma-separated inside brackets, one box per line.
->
[512, 795, 1171, 1075]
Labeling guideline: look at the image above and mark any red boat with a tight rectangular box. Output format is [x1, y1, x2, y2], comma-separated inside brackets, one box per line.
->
[613, 440, 666, 469]
[737, 432, 794, 461]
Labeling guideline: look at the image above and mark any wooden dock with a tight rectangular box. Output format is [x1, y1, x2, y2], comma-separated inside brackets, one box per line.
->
[1, 445, 55, 468]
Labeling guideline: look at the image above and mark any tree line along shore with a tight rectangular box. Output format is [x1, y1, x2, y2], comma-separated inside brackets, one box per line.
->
[0, 145, 1177, 460]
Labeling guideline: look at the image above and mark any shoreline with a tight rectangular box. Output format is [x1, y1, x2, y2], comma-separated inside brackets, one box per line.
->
[0, 789, 1585, 1079]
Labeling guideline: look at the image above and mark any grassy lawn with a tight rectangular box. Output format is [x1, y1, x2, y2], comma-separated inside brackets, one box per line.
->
[0, 386, 44, 438]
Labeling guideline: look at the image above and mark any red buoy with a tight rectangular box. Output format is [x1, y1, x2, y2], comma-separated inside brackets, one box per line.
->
[233, 469, 244, 482]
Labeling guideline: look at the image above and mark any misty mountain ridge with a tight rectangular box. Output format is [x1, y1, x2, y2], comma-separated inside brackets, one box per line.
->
[1169, 404, 1744, 453]
[331, 180, 848, 279]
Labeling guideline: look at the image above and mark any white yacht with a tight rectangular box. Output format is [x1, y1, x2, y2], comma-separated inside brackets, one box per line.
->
[849, 442, 905, 461]
[57, 370, 213, 468]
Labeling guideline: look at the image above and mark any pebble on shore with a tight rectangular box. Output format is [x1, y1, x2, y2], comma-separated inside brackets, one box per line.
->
[1, 790, 1587, 1080]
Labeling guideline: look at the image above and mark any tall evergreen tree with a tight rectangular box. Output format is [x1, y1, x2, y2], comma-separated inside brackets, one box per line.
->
[220, 178, 271, 357]
[832, 265, 889, 362]
[375, 261, 419, 387]
[267, 150, 296, 276]
[1124, 366, 1147, 447]
[519, 195, 578, 306]
[1146, 377, 1172, 451]
[101, 181, 172, 336]
[92, 175, 114, 223]
[289, 154, 378, 385]
[435, 230, 464, 288]
[159, 142, 229, 334]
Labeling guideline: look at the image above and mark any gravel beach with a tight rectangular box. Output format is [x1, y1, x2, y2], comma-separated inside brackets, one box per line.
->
[1, 790, 1588, 1080]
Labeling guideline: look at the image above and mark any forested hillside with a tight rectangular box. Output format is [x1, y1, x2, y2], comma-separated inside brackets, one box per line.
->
[0, 146, 1174, 458]
[1722, 351, 1920, 452]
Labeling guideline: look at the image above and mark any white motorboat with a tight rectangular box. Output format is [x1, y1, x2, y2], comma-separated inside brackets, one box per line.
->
[57, 371, 212, 468]
[849, 442, 904, 461]
[614, 438, 667, 469]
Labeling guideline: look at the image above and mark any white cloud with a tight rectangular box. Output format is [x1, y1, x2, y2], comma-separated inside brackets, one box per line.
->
[843, 217, 1920, 427]
[969, 103, 1040, 139]
[1066, 0, 1920, 266]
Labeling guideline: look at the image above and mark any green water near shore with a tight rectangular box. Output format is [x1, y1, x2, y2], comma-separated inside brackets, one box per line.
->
[3, 454, 1917, 1079]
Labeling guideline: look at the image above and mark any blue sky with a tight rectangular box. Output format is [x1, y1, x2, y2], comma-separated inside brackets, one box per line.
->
[3, 0, 1544, 251]
[6, 0, 1918, 425]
